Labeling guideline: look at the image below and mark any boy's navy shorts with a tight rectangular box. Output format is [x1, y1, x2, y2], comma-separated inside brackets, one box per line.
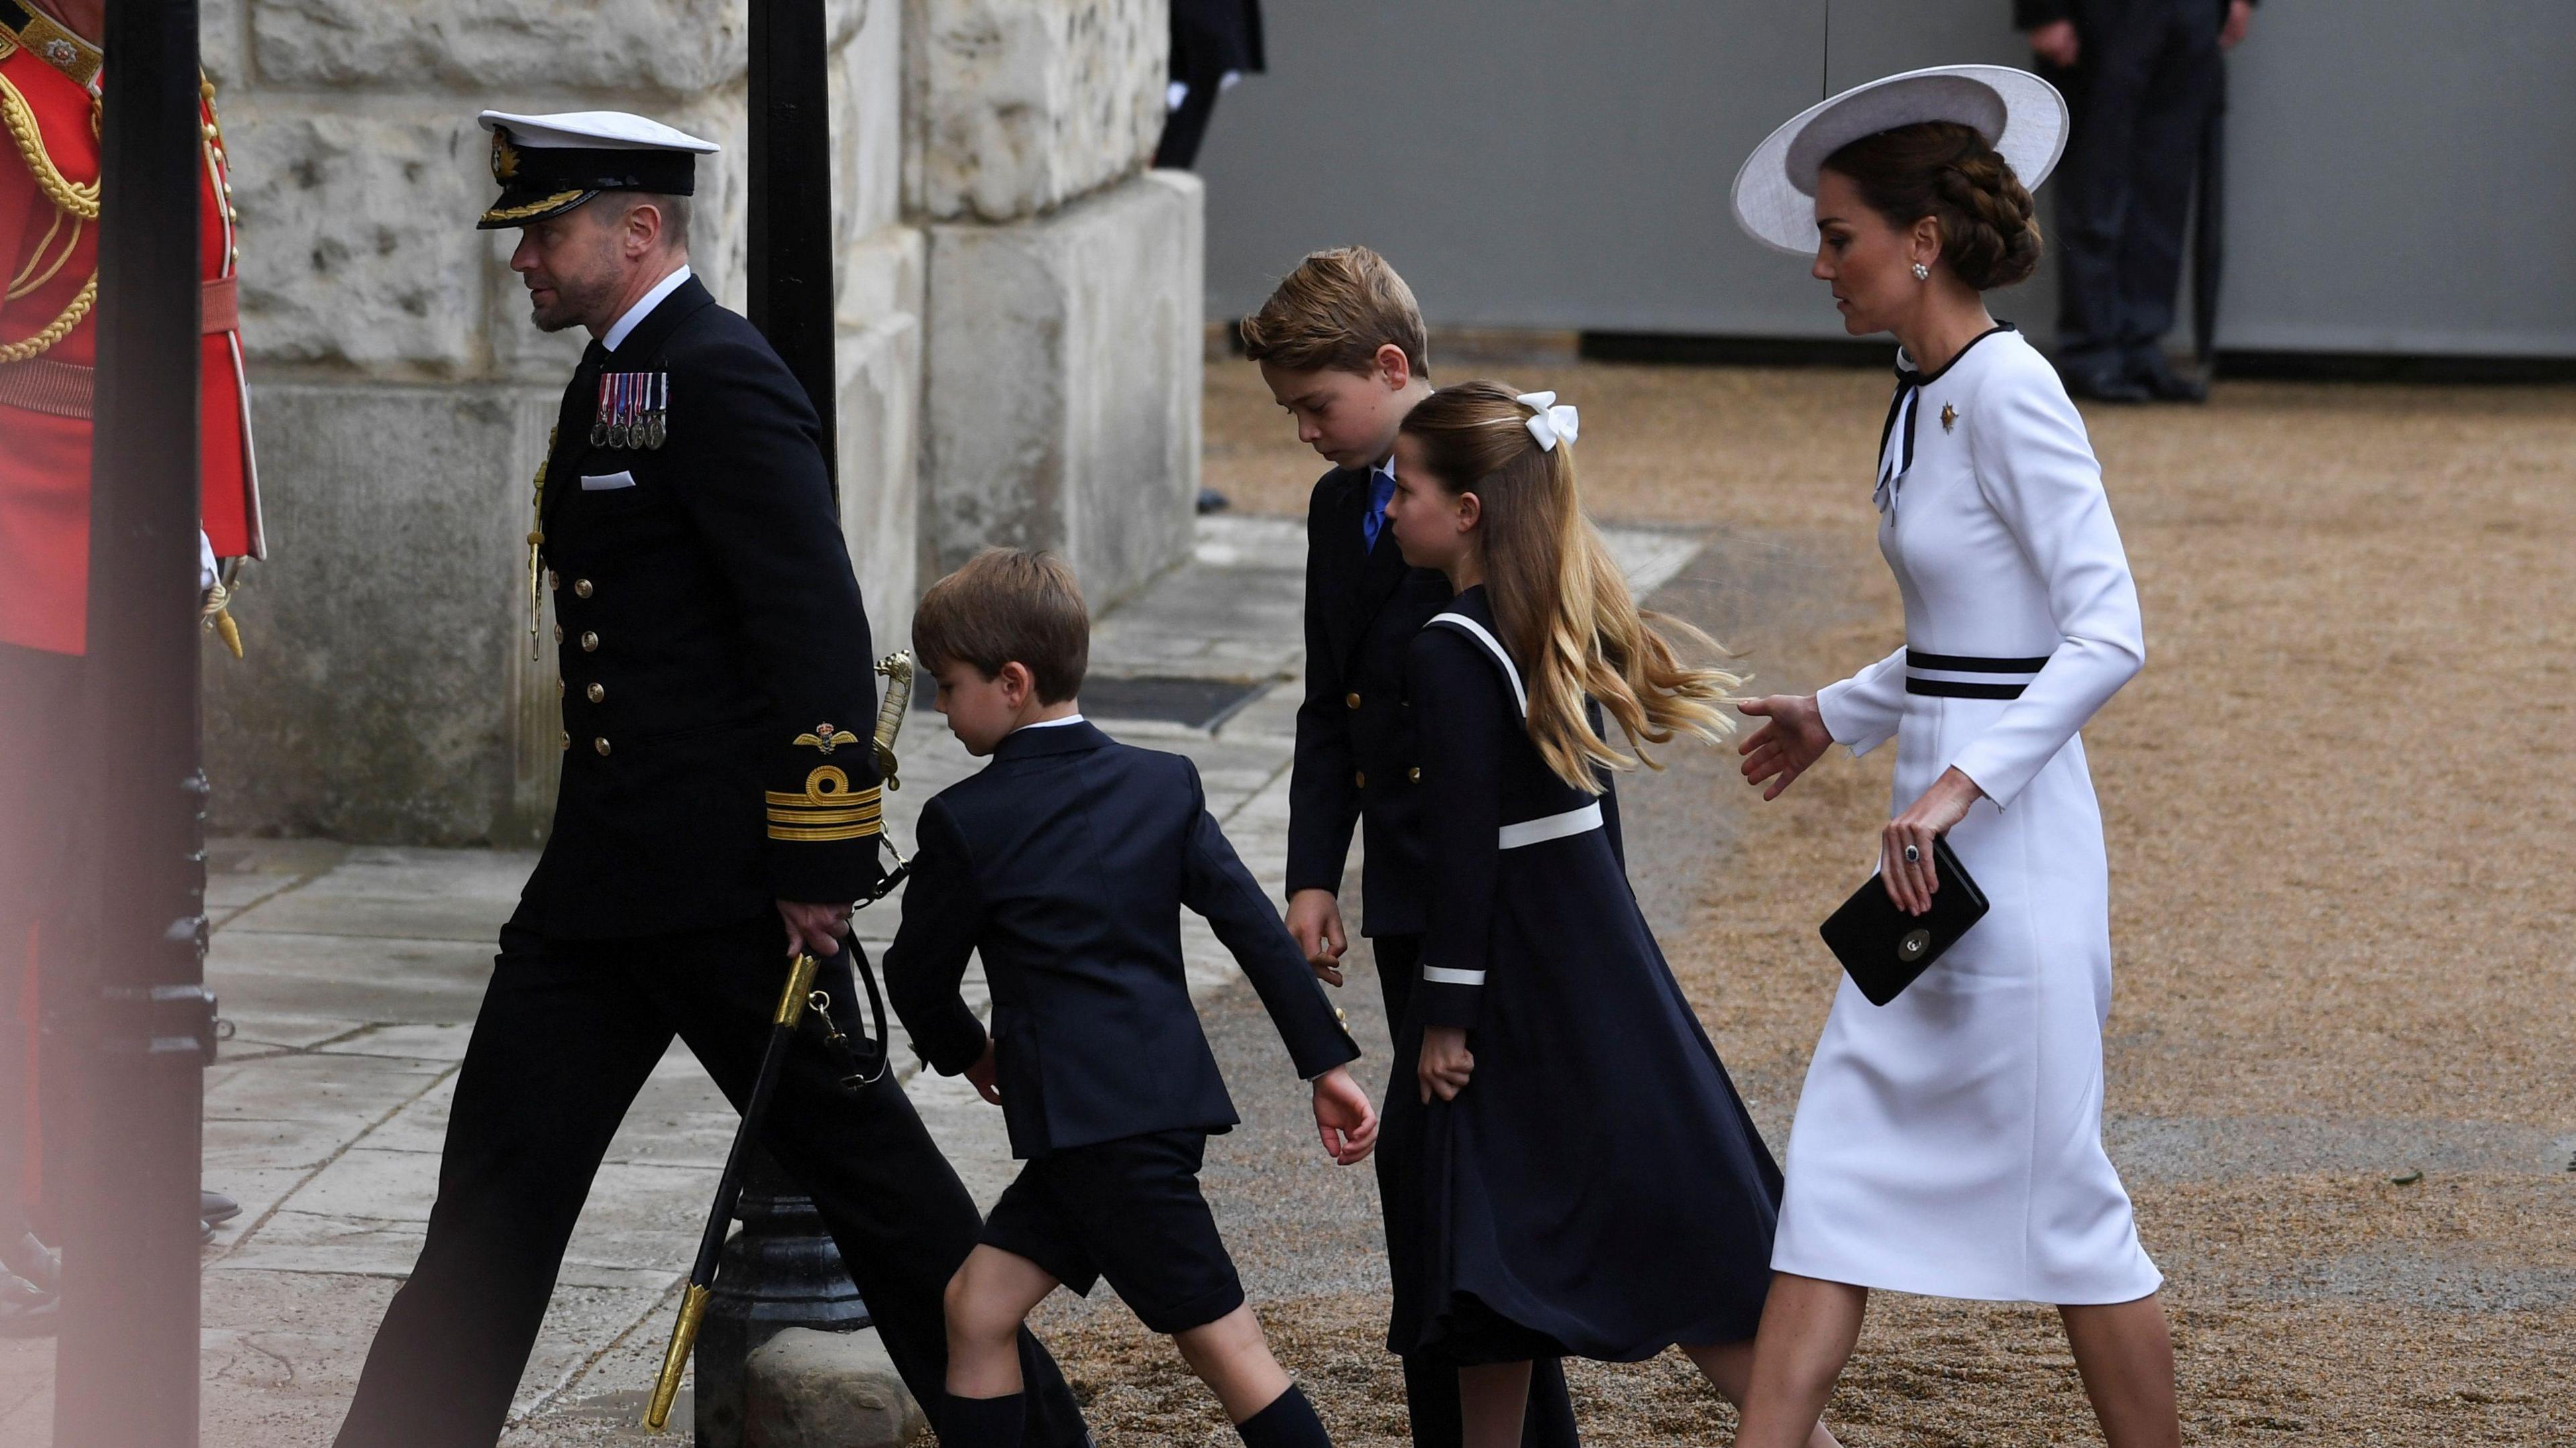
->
[980, 1127, 1246, 1335]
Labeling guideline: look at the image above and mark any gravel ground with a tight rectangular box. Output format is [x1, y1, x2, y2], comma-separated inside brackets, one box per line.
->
[1049, 359, 2576, 1446]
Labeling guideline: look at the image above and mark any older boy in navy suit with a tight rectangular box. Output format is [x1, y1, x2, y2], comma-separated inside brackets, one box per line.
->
[1242, 249, 1580, 1448]
[888, 549, 1379, 1448]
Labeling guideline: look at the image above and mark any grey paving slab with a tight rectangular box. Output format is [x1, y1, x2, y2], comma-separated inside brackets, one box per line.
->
[211, 932, 496, 1023]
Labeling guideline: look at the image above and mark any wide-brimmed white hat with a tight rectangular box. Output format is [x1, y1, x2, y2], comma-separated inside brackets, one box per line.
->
[1731, 65, 2069, 256]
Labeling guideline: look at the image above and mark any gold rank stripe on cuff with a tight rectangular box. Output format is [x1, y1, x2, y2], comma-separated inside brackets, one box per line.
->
[767, 820, 883, 842]
[765, 805, 882, 826]
[765, 781, 883, 842]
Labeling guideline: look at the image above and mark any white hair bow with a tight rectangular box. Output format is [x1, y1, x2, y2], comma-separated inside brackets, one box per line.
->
[1516, 391, 1580, 451]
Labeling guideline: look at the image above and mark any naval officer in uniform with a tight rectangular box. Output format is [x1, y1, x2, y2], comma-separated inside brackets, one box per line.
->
[332, 111, 1089, 1448]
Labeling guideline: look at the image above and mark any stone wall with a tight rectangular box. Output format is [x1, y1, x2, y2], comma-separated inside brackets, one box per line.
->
[907, 0, 1197, 610]
[203, 0, 1198, 846]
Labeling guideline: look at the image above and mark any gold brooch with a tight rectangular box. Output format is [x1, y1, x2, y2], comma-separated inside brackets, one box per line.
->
[794, 722, 861, 755]
[1940, 403, 1958, 433]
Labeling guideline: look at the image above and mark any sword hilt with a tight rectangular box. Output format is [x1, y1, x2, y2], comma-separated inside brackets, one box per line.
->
[871, 651, 913, 790]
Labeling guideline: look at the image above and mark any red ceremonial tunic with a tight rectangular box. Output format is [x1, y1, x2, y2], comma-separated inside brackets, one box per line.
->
[0, 19, 260, 657]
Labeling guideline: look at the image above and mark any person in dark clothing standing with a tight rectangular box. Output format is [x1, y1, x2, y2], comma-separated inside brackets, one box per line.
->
[1242, 248, 1582, 1448]
[2019, 0, 2256, 401]
[1156, 0, 1264, 169]
[330, 110, 1088, 1448]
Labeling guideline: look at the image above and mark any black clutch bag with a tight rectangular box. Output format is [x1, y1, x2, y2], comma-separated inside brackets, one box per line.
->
[1819, 836, 1989, 1006]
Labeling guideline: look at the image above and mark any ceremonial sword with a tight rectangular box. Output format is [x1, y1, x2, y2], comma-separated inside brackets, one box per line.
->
[645, 651, 916, 1432]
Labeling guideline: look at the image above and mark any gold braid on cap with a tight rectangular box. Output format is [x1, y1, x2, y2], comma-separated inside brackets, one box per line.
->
[482, 188, 592, 223]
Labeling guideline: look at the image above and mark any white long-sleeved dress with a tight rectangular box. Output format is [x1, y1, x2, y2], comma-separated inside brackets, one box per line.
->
[1771, 326, 2161, 1304]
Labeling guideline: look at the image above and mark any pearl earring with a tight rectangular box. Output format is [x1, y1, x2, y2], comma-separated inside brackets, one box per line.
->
[1911, 262, 1930, 282]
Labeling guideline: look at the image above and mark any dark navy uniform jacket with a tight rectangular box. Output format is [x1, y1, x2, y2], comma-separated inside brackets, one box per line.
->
[1283, 465, 1452, 936]
[885, 720, 1359, 1159]
[513, 275, 885, 940]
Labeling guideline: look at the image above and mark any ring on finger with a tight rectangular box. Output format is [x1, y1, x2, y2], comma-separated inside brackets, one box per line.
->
[1902, 843, 1921, 865]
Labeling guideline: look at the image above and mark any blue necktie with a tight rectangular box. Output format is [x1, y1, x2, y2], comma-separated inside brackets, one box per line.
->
[1360, 466, 1395, 552]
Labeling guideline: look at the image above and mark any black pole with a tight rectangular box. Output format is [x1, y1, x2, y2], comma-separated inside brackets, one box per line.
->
[747, 0, 839, 492]
[54, 0, 213, 1445]
[698, 4, 869, 1443]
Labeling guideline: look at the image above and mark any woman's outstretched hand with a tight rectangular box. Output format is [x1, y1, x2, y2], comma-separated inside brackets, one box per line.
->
[1417, 1026, 1474, 1105]
[1882, 766, 1985, 915]
[1737, 694, 1833, 801]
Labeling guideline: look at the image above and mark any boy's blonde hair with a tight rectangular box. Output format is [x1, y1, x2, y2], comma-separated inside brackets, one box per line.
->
[912, 549, 1090, 704]
[1238, 246, 1430, 379]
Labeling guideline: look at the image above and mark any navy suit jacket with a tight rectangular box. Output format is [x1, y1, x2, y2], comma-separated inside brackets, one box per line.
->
[885, 720, 1359, 1158]
[1283, 465, 1453, 935]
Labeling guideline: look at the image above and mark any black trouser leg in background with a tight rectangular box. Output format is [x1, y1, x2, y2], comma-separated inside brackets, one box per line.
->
[1371, 936, 1579, 1448]
[2047, 0, 2218, 380]
[2110, 11, 2218, 373]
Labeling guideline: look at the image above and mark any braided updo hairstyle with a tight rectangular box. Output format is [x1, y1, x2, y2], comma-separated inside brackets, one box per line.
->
[1823, 121, 2043, 290]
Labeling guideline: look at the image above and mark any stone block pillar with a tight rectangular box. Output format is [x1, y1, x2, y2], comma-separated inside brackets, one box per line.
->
[908, 0, 1201, 608]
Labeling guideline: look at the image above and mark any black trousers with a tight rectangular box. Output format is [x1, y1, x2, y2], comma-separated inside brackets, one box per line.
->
[0, 644, 85, 1243]
[1372, 934, 1579, 1448]
[2044, 0, 2221, 374]
[333, 917, 1087, 1448]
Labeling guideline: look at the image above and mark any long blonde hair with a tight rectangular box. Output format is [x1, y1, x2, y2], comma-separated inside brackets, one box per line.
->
[1400, 381, 1742, 793]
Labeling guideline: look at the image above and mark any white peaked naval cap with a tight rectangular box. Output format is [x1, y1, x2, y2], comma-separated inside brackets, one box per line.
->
[1731, 65, 2070, 256]
[475, 110, 721, 154]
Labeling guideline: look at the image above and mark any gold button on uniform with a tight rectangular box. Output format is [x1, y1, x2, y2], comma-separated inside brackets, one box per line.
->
[1408, 767, 1421, 783]
[552, 624, 564, 643]
[1344, 692, 1361, 709]
[573, 579, 593, 599]
[1354, 771, 1366, 788]
[546, 570, 559, 591]
[555, 679, 564, 698]
[558, 730, 569, 750]
[594, 737, 612, 756]
[586, 682, 605, 704]
[580, 632, 599, 653]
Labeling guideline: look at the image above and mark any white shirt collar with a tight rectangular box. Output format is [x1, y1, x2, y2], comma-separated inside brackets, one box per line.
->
[603, 264, 693, 353]
[1012, 712, 1087, 734]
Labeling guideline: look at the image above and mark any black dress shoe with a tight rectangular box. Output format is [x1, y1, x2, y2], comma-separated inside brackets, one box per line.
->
[2129, 353, 2209, 402]
[201, 1189, 241, 1227]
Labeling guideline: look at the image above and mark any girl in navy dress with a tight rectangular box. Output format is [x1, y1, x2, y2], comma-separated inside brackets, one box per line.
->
[1381, 382, 1838, 1448]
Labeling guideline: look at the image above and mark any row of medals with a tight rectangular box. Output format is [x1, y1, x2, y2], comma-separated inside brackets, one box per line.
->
[594, 371, 671, 451]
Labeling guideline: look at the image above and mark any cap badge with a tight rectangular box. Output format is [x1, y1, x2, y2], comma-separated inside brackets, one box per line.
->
[1939, 403, 1957, 433]
[490, 131, 521, 181]
[795, 723, 863, 755]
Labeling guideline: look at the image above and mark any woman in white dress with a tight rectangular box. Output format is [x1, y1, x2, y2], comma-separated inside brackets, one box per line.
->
[1722, 68, 2180, 1448]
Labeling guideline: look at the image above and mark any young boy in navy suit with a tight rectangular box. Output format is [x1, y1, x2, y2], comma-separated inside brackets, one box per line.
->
[887, 549, 1379, 1448]
[1242, 249, 1580, 1448]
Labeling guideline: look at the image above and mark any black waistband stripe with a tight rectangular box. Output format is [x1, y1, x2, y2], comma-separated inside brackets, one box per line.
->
[1905, 650, 2050, 674]
[1908, 678, 2027, 700]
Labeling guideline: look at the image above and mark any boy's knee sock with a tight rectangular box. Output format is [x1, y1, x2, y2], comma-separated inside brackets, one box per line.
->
[943, 1390, 1026, 1448]
[1236, 1383, 1330, 1448]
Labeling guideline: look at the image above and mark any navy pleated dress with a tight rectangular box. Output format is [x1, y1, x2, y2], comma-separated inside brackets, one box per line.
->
[1388, 586, 1784, 1366]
